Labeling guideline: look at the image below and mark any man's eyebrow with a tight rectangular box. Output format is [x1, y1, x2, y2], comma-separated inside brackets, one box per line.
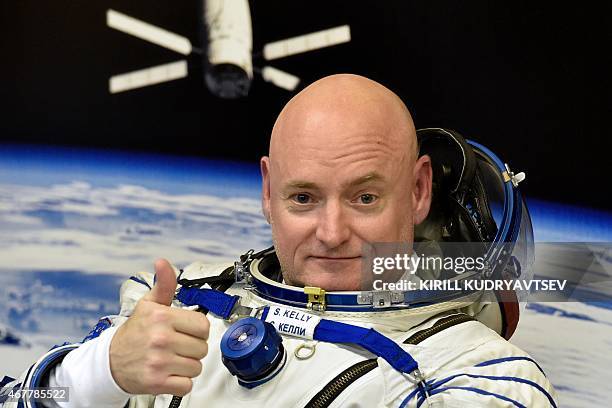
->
[342, 172, 385, 188]
[283, 180, 319, 190]
[282, 172, 385, 192]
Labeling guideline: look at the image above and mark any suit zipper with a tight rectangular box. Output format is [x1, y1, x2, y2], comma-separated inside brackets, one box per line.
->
[304, 359, 379, 408]
[304, 314, 474, 407]
[403, 314, 474, 345]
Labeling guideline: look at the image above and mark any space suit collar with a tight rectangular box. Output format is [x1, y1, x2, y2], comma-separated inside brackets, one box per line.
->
[223, 247, 481, 333]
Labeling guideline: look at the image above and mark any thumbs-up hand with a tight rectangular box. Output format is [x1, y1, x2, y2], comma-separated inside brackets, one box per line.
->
[110, 259, 210, 396]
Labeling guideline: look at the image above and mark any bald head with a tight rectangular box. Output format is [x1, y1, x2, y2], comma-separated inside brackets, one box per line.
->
[269, 74, 417, 166]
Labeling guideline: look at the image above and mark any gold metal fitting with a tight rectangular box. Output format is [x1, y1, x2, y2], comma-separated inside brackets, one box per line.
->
[304, 286, 326, 312]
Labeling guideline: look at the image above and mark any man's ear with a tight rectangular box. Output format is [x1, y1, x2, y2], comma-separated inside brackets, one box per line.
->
[260, 156, 272, 224]
[412, 155, 432, 225]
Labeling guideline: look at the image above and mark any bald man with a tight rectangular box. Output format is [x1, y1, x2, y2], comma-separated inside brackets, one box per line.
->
[9, 74, 556, 408]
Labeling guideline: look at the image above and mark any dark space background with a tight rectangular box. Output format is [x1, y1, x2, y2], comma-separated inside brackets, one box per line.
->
[1, 1, 608, 209]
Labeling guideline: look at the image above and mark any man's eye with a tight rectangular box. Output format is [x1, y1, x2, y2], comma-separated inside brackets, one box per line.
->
[293, 193, 312, 204]
[358, 194, 377, 204]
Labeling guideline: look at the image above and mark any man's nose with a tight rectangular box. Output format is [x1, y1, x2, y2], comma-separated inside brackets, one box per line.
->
[315, 201, 351, 248]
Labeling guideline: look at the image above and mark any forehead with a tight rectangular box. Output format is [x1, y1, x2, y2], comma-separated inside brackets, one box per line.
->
[272, 121, 411, 188]
[269, 89, 416, 185]
[276, 102, 407, 151]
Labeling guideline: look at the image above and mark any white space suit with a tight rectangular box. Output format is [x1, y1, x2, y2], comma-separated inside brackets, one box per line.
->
[5, 254, 557, 408]
[1, 128, 558, 407]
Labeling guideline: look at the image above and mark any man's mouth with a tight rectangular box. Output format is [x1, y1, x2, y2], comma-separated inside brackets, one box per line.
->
[309, 256, 361, 261]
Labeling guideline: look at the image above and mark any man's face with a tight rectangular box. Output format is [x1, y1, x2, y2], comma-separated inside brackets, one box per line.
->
[261, 104, 430, 291]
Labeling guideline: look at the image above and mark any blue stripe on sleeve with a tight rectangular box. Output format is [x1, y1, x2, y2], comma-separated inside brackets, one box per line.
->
[417, 386, 527, 408]
[424, 373, 556, 408]
[129, 275, 151, 289]
[474, 356, 546, 376]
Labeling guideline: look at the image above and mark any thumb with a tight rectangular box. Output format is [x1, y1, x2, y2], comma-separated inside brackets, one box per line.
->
[144, 259, 177, 306]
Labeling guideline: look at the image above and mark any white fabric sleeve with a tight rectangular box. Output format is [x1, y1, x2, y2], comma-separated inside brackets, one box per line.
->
[46, 326, 132, 408]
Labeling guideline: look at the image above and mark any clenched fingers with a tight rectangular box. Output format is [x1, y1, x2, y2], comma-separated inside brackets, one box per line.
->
[170, 332, 209, 360]
[166, 355, 203, 378]
[169, 308, 210, 340]
[159, 376, 193, 397]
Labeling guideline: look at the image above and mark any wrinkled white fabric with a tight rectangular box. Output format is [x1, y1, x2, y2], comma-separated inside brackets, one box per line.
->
[9, 261, 557, 408]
